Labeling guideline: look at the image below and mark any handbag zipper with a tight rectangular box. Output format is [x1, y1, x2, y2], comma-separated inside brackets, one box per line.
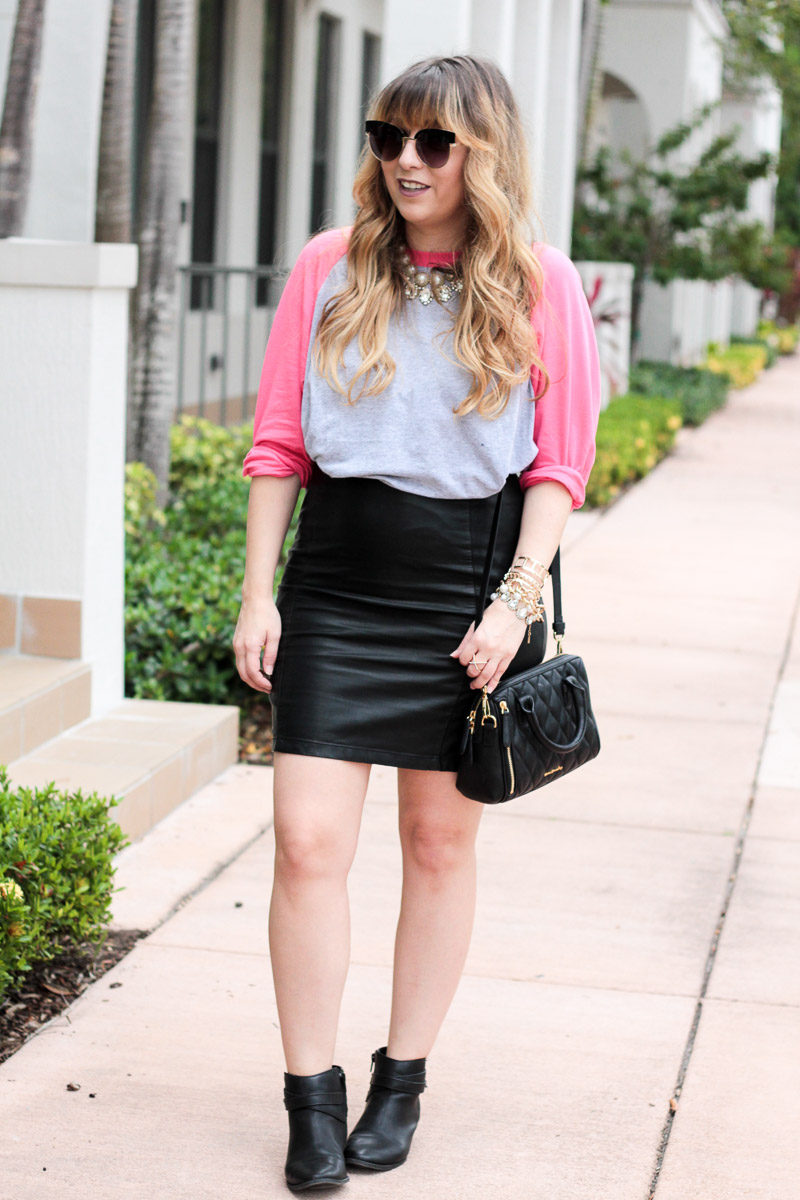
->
[498, 700, 515, 795]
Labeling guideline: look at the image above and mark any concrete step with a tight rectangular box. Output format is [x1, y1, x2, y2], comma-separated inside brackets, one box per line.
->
[0, 652, 92, 763]
[5, 696, 239, 842]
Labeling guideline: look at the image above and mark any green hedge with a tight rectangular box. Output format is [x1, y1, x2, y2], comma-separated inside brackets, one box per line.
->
[584, 392, 682, 509]
[704, 341, 768, 388]
[125, 417, 300, 709]
[629, 360, 729, 426]
[757, 319, 800, 355]
[730, 334, 778, 369]
[0, 767, 127, 1000]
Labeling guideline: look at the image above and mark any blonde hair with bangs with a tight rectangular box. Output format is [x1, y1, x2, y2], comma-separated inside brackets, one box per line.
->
[312, 55, 550, 417]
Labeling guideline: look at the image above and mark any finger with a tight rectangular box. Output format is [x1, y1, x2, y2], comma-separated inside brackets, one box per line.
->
[486, 656, 513, 694]
[450, 622, 475, 660]
[469, 658, 498, 690]
[243, 639, 272, 693]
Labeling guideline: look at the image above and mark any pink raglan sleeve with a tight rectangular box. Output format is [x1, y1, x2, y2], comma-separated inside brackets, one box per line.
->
[519, 245, 601, 509]
[242, 228, 350, 484]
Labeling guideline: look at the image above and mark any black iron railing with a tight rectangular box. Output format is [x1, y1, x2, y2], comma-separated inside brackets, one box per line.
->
[176, 263, 289, 424]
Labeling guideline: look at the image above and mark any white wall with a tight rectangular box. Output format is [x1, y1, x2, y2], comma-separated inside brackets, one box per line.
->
[601, 0, 727, 163]
[0, 240, 137, 713]
[721, 83, 782, 231]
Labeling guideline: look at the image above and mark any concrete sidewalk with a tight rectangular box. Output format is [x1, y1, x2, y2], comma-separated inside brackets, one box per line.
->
[2, 357, 800, 1200]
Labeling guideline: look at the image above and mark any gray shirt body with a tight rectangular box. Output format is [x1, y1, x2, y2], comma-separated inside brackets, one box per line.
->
[302, 255, 537, 500]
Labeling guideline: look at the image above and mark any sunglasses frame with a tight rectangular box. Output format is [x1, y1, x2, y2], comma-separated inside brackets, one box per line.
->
[365, 120, 457, 169]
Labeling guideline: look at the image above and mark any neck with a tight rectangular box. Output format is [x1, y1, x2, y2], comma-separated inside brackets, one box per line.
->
[404, 215, 467, 254]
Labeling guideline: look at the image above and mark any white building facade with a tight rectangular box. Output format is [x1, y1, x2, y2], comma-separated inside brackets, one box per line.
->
[1, 0, 588, 416]
[590, 0, 782, 363]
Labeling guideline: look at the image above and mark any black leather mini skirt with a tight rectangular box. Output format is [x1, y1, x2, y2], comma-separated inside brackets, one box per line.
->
[270, 471, 546, 771]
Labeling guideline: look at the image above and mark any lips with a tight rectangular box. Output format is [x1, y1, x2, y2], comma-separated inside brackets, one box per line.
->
[397, 180, 429, 195]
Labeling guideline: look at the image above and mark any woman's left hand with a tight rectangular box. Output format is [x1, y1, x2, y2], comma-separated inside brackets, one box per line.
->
[450, 599, 528, 692]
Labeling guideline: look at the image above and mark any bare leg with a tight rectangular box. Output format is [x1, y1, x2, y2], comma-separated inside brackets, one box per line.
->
[269, 752, 370, 1076]
[386, 769, 484, 1060]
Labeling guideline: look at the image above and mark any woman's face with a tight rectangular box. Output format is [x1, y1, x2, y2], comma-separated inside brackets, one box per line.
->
[380, 123, 469, 251]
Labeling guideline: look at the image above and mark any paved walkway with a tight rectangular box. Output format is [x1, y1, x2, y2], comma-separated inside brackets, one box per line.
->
[2, 357, 800, 1200]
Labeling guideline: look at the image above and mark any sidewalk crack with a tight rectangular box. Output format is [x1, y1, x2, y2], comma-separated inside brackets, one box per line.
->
[646, 577, 800, 1199]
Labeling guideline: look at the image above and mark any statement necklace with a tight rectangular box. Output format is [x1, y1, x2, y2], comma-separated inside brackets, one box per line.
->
[399, 247, 463, 306]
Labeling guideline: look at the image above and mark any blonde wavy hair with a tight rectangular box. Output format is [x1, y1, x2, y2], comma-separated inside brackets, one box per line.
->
[312, 55, 550, 417]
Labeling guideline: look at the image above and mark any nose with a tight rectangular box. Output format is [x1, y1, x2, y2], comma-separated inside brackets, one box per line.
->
[397, 135, 424, 171]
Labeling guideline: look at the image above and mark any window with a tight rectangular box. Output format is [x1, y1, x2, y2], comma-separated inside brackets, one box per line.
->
[190, 0, 226, 308]
[360, 31, 381, 132]
[256, 0, 286, 305]
[310, 13, 341, 234]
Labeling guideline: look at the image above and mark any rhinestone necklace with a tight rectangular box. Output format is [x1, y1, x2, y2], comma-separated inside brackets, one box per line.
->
[398, 247, 463, 306]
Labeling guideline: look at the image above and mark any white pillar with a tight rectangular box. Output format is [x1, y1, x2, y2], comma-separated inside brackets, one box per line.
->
[469, 0, 517, 77]
[0, 239, 138, 715]
[512, 0, 552, 216]
[381, 0, 471, 81]
[217, 0, 265, 268]
[541, 0, 582, 253]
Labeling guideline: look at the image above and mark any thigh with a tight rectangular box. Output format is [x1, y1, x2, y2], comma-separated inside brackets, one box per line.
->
[273, 752, 371, 872]
[397, 768, 484, 847]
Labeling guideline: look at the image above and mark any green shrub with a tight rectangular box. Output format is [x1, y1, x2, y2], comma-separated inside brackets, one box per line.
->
[757, 319, 800, 355]
[704, 341, 768, 388]
[730, 335, 778, 369]
[629, 360, 729, 426]
[0, 767, 127, 1000]
[125, 418, 300, 709]
[585, 392, 682, 508]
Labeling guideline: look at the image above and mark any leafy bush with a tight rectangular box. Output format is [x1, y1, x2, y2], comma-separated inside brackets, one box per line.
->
[629, 360, 730, 426]
[704, 341, 768, 388]
[125, 418, 300, 709]
[757, 319, 800, 355]
[585, 392, 682, 509]
[0, 767, 127, 1000]
[730, 334, 778, 369]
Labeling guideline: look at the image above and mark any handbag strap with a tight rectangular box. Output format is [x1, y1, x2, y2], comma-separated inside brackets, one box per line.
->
[474, 490, 565, 642]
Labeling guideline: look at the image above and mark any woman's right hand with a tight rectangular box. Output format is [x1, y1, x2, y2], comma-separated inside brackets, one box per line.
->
[233, 595, 282, 694]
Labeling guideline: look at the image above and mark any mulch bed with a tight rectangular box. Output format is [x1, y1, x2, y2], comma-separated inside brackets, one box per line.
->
[2, 705, 273, 1066]
[238, 698, 274, 766]
[0, 929, 146, 1065]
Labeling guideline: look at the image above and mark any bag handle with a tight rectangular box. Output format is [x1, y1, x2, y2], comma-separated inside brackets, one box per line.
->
[474, 487, 565, 643]
[518, 675, 588, 753]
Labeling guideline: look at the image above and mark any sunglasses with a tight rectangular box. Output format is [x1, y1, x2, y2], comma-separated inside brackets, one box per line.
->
[365, 120, 457, 169]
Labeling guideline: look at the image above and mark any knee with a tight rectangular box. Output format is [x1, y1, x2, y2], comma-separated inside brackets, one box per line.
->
[274, 824, 352, 889]
[401, 820, 474, 880]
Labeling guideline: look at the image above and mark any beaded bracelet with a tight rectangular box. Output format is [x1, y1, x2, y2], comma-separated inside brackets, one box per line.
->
[490, 556, 549, 641]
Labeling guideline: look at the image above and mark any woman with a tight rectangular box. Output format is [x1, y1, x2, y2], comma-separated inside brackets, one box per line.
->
[234, 55, 600, 1192]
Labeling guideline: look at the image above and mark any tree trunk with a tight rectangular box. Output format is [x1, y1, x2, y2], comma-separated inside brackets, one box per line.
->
[575, 0, 604, 168]
[127, 0, 192, 499]
[0, 0, 48, 237]
[95, 0, 139, 243]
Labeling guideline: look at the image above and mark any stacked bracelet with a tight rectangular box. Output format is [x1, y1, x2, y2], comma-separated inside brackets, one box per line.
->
[490, 555, 549, 639]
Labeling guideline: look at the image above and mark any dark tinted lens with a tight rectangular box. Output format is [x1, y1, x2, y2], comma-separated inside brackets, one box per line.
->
[415, 129, 453, 168]
[366, 121, 403, 162]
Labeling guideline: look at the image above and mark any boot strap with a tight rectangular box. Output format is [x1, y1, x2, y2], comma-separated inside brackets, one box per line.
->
[370, 1065, 427, 1095]
[284, 1088, 347, 1122]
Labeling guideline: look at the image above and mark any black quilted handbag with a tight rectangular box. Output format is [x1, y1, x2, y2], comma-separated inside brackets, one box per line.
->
[456, 495, 600, 804]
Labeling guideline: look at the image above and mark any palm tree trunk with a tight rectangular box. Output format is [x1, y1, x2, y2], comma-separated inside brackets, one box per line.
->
[127, 0, 193, 499]
[95, 0, 139, 243]
[576, 0, 604, 168]
[0, 0, 48, 237]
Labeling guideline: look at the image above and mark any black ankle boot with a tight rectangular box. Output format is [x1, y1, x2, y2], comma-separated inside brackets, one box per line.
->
[344, 1046, 427, 1171]
[283, 1065, 348, 1192]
